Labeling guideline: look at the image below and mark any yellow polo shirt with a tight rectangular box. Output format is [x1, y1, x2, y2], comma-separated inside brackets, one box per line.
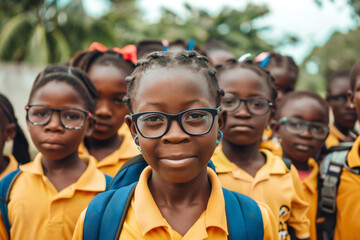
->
[0, 154, 18, 180]
[325, 124, 345, 149]
[79, 124, 139, 177]
[212, 147, 310, 240]
[73, 166, 278, 240]
[334, 136, 360, 240]
[0, 153, 108, 240]
[301, 158, 319, 240]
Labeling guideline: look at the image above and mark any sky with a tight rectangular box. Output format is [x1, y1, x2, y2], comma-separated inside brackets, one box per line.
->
[83, 0, 358, 64]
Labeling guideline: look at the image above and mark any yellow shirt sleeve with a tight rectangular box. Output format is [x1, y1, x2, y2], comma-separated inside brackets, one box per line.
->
[287, 165, 311, 239]
[72, 209, 86, 240]
[257, 202, 279, 240]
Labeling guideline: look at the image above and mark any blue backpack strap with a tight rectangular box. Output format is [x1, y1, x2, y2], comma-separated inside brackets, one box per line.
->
[223, 188, 264, 240]
[0, 169, 22, 236]
[104, 174, 112, 191]
[83, 182, 137, 240]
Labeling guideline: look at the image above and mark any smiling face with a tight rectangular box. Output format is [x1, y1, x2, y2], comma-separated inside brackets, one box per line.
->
[27, 81, 93, 161]
[126, 67, 222, 184]
[277, 97, 328, 163]
[219, 68, 273, 146]
[328, 76, 357, 129]
[88, 64, 129, 140]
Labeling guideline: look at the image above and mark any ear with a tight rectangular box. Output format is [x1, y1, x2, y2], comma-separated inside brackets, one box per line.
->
[5, 123, 16, 141]
[85, 117, 95, 137]
[218, 110, 227, 131]
[125, 115, 138, 139]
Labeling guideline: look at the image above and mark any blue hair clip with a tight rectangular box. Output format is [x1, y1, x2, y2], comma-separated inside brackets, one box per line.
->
[162, 40, 169, 51]
[187, 39, 196, 51]
[259, 55, 271, 68]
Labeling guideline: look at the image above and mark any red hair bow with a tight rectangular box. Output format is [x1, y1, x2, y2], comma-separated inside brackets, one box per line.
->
[89, 42, 137, 64]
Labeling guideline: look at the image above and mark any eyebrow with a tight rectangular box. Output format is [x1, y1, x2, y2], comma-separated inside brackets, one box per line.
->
[143, 99, 209, 107]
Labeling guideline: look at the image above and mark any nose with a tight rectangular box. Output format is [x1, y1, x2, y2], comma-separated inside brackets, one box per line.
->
[45, 112, 63, 132]
[233, 101, 251, 117]
[162, 119, 190, 143]
[95, 99, 112, 118]
[299, 125, 313, 139]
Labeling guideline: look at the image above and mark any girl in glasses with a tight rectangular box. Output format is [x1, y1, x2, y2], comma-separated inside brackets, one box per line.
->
[325, 70, 358, 148]
[0, 94, 30, 180]
[73, 51, 278, 239]
[70, 43, 139, 177]
[212, 59, 310, 240]
[0, 66, 111, 240]
[273, 90, 330, 240]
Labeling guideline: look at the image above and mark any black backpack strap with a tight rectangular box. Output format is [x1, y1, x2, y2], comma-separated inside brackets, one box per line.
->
[0, 169, 22, 237]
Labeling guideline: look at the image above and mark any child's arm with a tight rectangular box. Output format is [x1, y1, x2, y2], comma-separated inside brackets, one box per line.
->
[257, 202, 279, 240]
[0, 213, 9, 240]
[72, 209, 86, 240]
[287, 165, 311, 240]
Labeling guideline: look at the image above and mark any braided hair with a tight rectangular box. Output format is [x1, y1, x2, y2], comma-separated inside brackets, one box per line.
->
[124, 50, 224, 113]
[266, 52, 298, 81]
[0, 94, 30, 164]
[29, 65, 98, 113]
[216, 59, 277, 101]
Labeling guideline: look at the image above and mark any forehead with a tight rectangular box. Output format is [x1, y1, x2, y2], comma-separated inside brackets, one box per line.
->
[88, 65, 127, 91]
[208, 50, 235, 66]
[279, 97, 329, 123]
[329, 76, 350, 94]
[133, 67, 214, 112]
[219, 68, 272, 98]
[270, 67, 296, 89]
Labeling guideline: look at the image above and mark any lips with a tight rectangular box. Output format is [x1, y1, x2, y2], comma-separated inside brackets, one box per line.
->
[94, 121, 112, 132]
[159, 155, 196, 168]
[40, 140, 64, 150]
[230, 124, 254, 131]
[294, 143, 313, 152]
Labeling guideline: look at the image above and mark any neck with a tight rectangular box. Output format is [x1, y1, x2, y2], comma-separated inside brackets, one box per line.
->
[148, 168, 211, 207]
[41, 151, 85, 174]
[86, 134, 122, 150]
[221, 139, 265, 167]
[283, 152, 309, 171]
[334, 122, 352, 136]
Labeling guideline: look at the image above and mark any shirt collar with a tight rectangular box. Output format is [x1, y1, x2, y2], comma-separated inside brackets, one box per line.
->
[347, 136, 360, 168]
[302, 158, 319, 193]
[20, 153, 106, 193]
[134, 166, 228, 236]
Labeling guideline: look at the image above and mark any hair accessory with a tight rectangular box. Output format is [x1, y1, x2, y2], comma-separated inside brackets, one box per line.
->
[134, 136, 139, 146]
[89, 42, 137, 64]
[238, 53, 252, 62]
[216, 131, 223, 145]
[162, 40, 169, 51]
[187, 39, 196, 51]
[255, 52, 271, 68]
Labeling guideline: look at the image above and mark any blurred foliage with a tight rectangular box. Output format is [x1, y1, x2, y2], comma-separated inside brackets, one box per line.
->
[314, 0, 360, 19]
[297, 27, 360, 94]
[0, 0, 283, 65]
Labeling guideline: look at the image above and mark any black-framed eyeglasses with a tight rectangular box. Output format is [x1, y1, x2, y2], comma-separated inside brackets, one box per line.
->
[25, 105, 92, 130]
[278, 117, 329, 140]
[221, 93, 274, 115]
[327, 93, 347, 107]
[131, 107, 221, 139]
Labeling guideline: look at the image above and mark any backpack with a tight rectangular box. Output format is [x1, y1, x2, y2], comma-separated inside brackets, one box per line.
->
[110, 154, 217, 189]
[0, 169, 112, 237]
[83, 182, 264, 240]
[316, 142, 360, 240]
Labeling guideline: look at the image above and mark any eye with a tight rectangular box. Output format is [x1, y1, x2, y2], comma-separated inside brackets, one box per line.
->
[249, 98, 267, 109]
[140, 114, 166, 124]
[31, 108, 50, 118]
[114, 97, 124, 105]
[63, 111, 82, 120]
[221, 97, 236, 106]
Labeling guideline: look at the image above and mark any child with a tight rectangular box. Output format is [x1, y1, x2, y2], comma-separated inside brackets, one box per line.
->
[205, 39, 235, 67]
[0, 66, 111, 240]
[0, 94, 30, 179]
[136, 40, 163, 59]
[325, 70, 358, 148]
[72, 51, 278, 239]
[212, 59, 310, 240]
[70, 43, 139, 177]
[333, 60, 360, 240]
[273, 91, 330, 240]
